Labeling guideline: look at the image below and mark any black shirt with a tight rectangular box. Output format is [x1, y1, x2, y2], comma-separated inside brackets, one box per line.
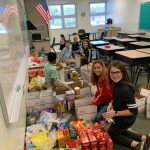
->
[60, 44, 65, 51]
[72, 42, 80, 52]
[113, 82, 138, 128]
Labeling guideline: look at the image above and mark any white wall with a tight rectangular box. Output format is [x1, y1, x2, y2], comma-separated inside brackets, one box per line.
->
[107, 0, 150, 35]
[48, 0, 106, 43]
[107, 0, 139, 32]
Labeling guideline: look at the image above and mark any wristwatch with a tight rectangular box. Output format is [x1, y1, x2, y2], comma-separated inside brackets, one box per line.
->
[115, 111, 119, 117]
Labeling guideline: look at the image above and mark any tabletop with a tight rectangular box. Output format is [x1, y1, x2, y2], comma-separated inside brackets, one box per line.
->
[130, 41, 150, 46]
[97, 44, 125, 51]
[115, 38, 137, 42]
[136, 48, 150, 54]
[115, 50, 150, 59]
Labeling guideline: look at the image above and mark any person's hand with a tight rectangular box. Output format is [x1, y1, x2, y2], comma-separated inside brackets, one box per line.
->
[103, 110, 115, 119]
[90, 97, 96, 105]
[107, 105, 112, 112]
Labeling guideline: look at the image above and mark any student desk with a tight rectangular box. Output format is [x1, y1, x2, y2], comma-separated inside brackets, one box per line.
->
[115, 50, 150, 83]
[129, 41, 150, 49]
[96, 44, 125, 56]
[136, 48, 150, 54]
[127, 34, 142, 41]
[115, 38, 137, 49]
[103, 36, 118, 44]
[90, 40, 109, 47]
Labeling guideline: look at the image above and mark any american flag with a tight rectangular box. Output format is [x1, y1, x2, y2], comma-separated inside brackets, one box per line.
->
[0, 4, 18, 26]
[36, 0, 50, 24]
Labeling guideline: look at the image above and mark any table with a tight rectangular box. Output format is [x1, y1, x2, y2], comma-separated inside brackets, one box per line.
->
[115, 38, 137, 49]
[129, 41, 150, 49]
[140, 35, 150, 41]
[115, 50, 150, 83]
[127, 34, 142, 41]
[103, 36, 118, 44]
[97, 44, 125, 56]
[136, 48, 150, 54]
[90, 40, 109, 47]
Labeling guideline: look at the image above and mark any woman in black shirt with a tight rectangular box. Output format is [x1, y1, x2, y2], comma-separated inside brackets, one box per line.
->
[103, 61, 150, 150]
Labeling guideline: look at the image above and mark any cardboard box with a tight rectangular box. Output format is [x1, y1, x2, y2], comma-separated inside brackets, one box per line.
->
[134, 92, 146, 113]
[39, 96, 53, 103]
[26, 98, 40, 107]
[146, 96, 150, 119]
[26, 91, 40, 99]
[75, 96, 91, 114]
[77, 105, 97, 121]
[87, 129, 98, 150]
[139, 84, 150, 97]
[55, 80, 91, 97]
[78, 131, 90, 150]
[40, 89, 52, 97]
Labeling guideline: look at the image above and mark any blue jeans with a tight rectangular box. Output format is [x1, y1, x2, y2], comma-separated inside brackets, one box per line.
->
[96, 105, 108, 121]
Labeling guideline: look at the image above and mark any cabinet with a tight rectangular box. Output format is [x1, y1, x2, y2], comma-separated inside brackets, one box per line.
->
[31, 40, 51, 52]
[98, 27, 121, 37]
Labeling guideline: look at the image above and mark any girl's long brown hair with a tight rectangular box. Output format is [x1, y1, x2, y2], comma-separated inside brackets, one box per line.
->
[91, 60, 107, 85]
[108, 60, 132, 86]
[82, 39, 92, 49]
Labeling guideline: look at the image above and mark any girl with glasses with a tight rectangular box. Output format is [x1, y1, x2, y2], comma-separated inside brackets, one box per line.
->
[103, 60, 150, 150]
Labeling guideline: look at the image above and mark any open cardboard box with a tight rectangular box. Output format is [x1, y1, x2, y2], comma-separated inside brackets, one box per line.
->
[55, 80, 91, 97]
[134, 92, 146, 113]
[139, 84, 150, 97]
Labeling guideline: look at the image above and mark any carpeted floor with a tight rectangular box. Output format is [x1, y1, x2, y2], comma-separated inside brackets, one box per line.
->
[114, 113, 150, 150]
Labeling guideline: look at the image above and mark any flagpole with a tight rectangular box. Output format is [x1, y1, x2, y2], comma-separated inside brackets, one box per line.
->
[46, 0, 52, 52]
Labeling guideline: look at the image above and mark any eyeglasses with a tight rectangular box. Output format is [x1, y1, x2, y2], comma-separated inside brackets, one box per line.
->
[110, 71, 122, 76]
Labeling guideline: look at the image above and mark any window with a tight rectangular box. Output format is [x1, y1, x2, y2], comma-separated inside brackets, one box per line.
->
[48, 4, 77, 29]
[90, 3, 106, 26]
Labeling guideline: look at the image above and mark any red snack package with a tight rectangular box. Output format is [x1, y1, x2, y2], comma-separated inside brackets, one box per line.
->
[66, 139, 81, 149]
[78, 130, 90, 150]
[87, 129, 98, 150]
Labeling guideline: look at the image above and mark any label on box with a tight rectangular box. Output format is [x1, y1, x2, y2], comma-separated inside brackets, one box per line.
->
[78, 131, 90, 150]
[26, 91, 40, 99]
[87, 130, 98, 150]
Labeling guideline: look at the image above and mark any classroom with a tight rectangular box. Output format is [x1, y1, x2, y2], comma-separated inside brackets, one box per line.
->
[0, 0, 150, 150]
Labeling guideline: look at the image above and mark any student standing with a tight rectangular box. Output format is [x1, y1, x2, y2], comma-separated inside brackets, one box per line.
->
[91, 60, 112, 121]
[61, 40, 75, 64]
[103, 60, 150, 150]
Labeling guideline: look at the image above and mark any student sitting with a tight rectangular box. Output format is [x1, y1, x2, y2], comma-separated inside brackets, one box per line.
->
[72, 35, 82, 57]
[44, 52, 70, 91]
[81, 39, 92, 62]
[59, 39, 65, 51]
[61, 40, 76, 65]
[90, 60, 112, 121]
[103, 60, 150, 150]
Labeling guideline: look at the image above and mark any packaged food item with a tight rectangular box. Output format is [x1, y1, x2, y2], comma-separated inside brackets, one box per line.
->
[66, 90, 75, 111]
[56, 130, 66, 148]
[69, 125, 77, 138]
[66, 139, 81, 149]
[78, 130, 90, 150]
[87, 129, 98, 150]
[54, 98, 66, 116]
[74, 87, 80, 99]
